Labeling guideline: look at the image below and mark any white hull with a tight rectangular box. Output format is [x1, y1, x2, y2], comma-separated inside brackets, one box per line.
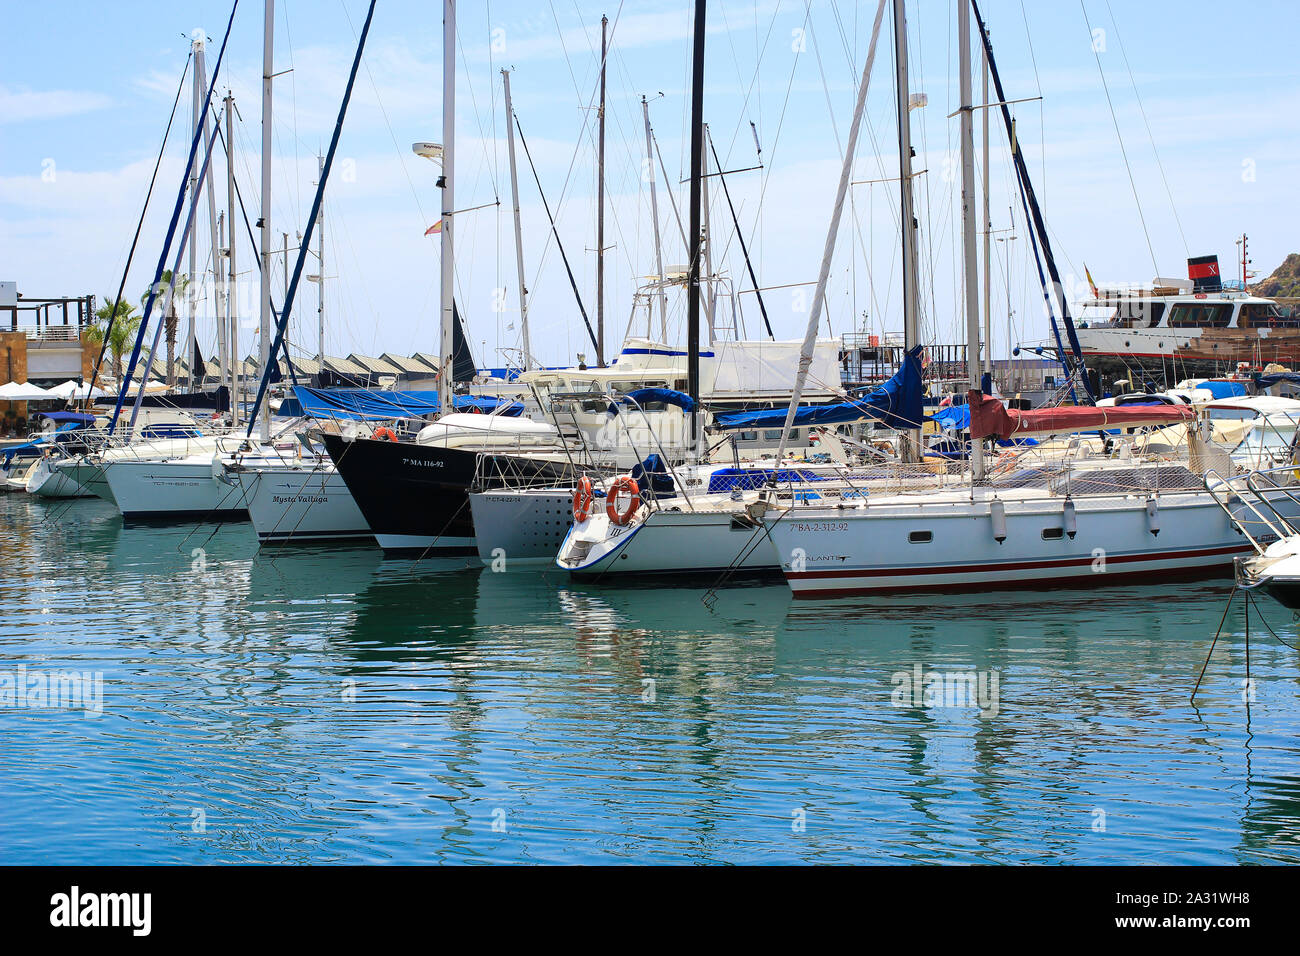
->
[764, 490, 1290, 597]
[104, 459, 249, 521]
[61, 460, 114, 503]
[243, 465, 371, 545]
[560, 505, 775, 576]
[26, 458, 93, 498]
[469, 489, 573, 566]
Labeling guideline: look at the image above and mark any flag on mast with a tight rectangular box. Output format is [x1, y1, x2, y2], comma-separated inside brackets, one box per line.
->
[1084, 264, 1099, 298]
[424, 221, 442, 236]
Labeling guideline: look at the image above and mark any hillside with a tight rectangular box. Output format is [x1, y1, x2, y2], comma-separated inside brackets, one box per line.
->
[1253, 253, 1300, 298]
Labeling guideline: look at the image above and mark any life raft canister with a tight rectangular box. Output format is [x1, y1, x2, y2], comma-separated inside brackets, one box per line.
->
[373, 426, 398, 442]
[572, 475, 594, 523]
[606, 475, 641, 526]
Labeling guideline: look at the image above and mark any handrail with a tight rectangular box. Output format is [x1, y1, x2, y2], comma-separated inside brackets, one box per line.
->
[1203, 467, 1292, 555]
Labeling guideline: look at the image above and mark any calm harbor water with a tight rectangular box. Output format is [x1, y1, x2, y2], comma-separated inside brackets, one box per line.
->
[2, 491, 1298, 864]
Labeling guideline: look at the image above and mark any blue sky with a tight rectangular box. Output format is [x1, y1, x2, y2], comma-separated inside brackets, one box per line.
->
[2, 0, 1298, 370]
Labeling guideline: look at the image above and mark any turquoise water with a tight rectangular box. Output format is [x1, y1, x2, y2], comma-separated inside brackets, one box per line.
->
[2, 492, 1299, 864]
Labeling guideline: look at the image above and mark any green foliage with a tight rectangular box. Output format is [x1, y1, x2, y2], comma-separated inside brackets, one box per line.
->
[89, 294, 142, 379]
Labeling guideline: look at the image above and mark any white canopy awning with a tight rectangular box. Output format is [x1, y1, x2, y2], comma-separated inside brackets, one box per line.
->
[45, 380, 109, 399]
[0, 381, 54, 400]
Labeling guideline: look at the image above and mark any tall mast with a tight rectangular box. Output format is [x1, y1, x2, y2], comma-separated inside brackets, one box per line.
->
[197, 41, 222, 393]
[774, 0, 888, 466]
[893, 0, 922, 459]
[438, 0, 456, 415]
[258, 0, 274, 441]
[217, 212, 225, 394]
[186, 32, 204, 391]
[316, 155, 326, 369]
[596, 14, 608, 366]
[700, 125, 715, 345]
[981, 25, 992, 374]
[958, 0, 984, 481]
[642, 95, 668, 342]
[225, 92, 239, 426]
[502, 69, 531, 370]
[686, 0, 706, 426]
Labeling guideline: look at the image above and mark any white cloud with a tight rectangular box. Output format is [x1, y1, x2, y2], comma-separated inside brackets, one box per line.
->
[0, 85, 113, 124]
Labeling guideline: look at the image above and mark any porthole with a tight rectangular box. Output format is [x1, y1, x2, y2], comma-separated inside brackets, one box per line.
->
[909, 530, 932, 544]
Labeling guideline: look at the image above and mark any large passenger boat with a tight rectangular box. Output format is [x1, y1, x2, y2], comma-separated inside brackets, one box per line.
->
[1074, 254, 1298, 373]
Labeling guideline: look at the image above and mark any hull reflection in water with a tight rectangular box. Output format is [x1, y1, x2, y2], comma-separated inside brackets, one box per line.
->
[4, 490, 1300, 864]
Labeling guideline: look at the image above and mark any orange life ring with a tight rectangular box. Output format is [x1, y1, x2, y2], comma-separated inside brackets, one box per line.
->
[606, 475, 641, 526]
[373, 426, 397, 442]
[572, 475, 594, 523]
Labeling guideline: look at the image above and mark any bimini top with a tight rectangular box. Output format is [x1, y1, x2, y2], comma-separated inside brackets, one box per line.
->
[35, 411, 97, 425]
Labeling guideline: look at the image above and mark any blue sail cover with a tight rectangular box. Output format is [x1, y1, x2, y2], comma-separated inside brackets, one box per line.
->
[451, 394, 523, 415]
[713, 345, 923, 431]
[1253, 373, 1299, 390]
[289, 387, 441, 421]
[608, 388, 697, 414]
[930, 403, 970, 431]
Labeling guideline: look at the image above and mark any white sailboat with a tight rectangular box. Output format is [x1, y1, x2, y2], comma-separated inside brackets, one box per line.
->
[763, 0, 1300, 599]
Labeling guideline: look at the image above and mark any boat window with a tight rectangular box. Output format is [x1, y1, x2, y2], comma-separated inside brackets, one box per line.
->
[1041, 527, 1064, 540]
[1107, 300, 1165, 329]
[1168, 303, 1233, 328]
[1238, 303, 1297, 328]
[763, 429, 784, 441]
[738, 431, 758, 442]
[908, 530, 932, 544]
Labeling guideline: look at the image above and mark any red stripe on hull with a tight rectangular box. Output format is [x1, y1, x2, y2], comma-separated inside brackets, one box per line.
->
[790, 559, 1236, 598]
[787, 543, 1251, 581]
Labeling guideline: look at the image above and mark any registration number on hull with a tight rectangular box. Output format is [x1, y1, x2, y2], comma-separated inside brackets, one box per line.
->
[789, 521, 849, 533]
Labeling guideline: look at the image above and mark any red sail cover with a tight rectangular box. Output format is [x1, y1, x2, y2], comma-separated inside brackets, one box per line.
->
[967, 390, 1195, 440]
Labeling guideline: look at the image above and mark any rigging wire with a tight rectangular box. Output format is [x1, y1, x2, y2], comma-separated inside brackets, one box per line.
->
[1079, 0, 1160, 277]
[84, 50, 194, 405]
[1104, 0, 1189, 259]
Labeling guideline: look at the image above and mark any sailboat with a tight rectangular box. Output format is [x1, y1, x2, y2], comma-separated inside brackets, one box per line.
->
[762, 0, 1300, 598]
[327, 0, 843, 558]
[93, 0, 380, 524]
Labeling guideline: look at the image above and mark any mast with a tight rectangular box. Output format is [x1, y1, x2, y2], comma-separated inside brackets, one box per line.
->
[642, 95, 668, 342]
[316, 155, 326, 369]
[258, 0, 274, 442]
[981, 24, 992, 374]
[502, 69, 531, 370]
[700, 126, 715, 345]
[186, 32, 204, 391]
[686, 0, 706, 429]
[893, 0, 922, 459]
[217, 211, 226, 393]
[958, 0, 984, 480]
[773, 0, 888, 465]
[197, 42, 222, 394]
[596, 14, 608, 366]
[438, 0, 456, 415]
[225, 92, 239, 426]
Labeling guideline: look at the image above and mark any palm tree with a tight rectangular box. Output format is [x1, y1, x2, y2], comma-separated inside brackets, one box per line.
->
[142, 270, 188, 388]
[89, 297, 141, 383]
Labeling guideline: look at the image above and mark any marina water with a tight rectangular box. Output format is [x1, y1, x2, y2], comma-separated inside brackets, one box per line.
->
[2, 493, 1298, 864]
